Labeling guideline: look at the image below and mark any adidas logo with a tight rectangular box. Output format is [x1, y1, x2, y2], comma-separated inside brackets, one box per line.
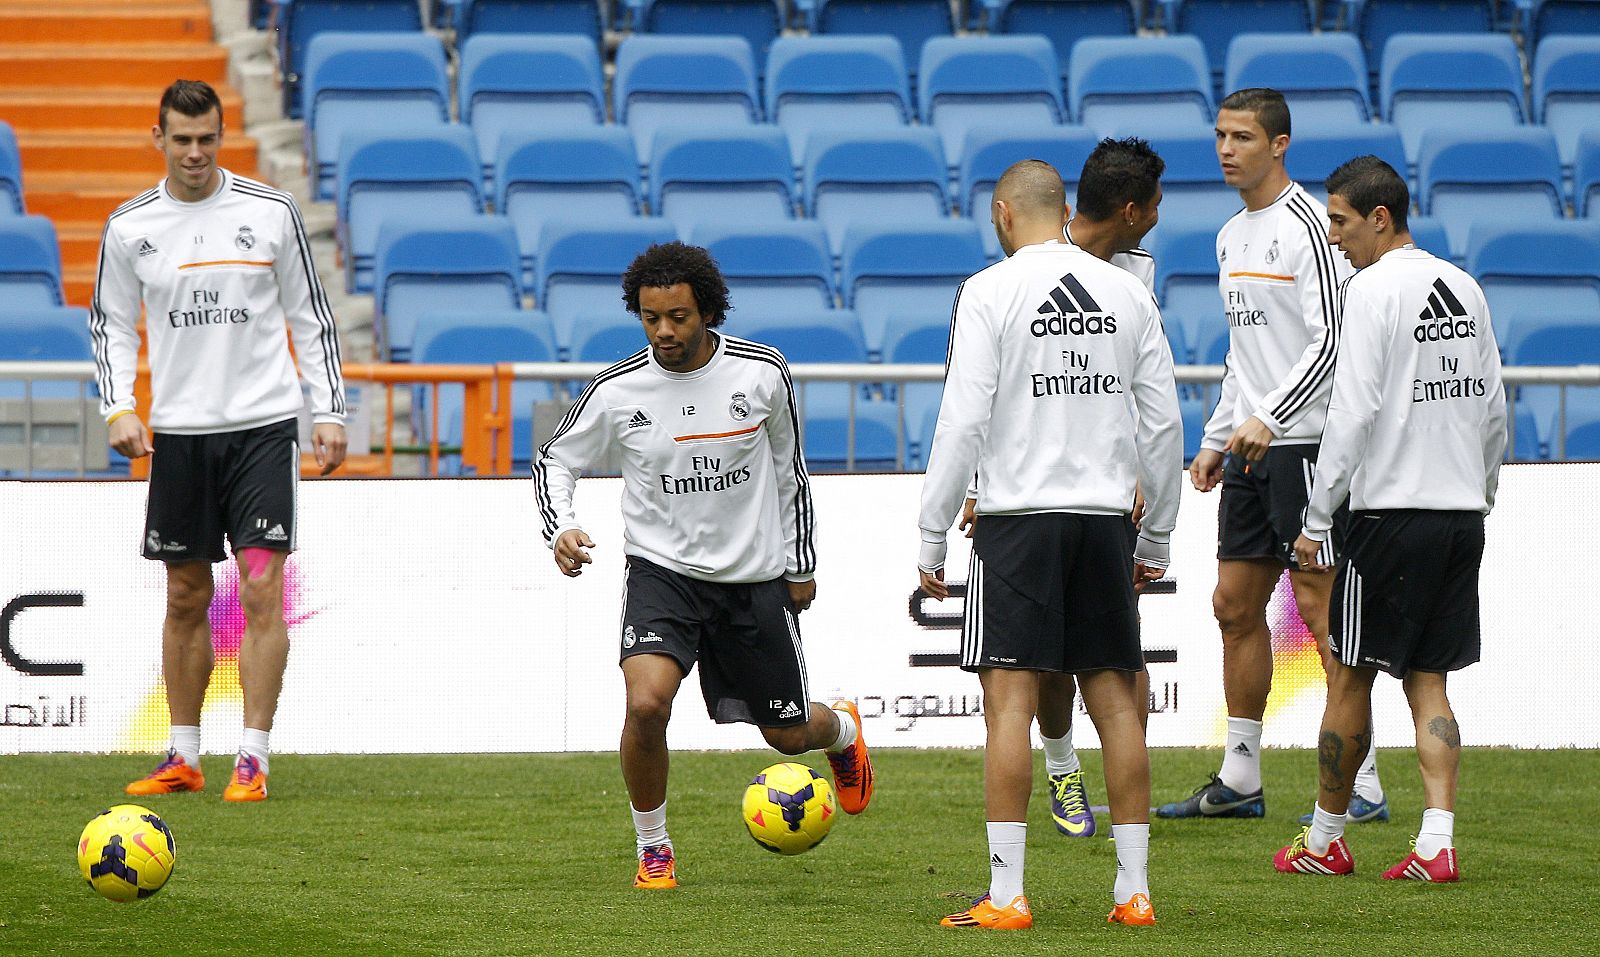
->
[1414, 278, 1477, 342]
[138, 239, 158, 258]
[1031, 273, 1117, 337]
[1232, 743, 1251, 755]
[627, 410, 652, 429]
[778, 701, 802, 720]
[990, 853, 1008, 867]
[264, 523, 287, 541]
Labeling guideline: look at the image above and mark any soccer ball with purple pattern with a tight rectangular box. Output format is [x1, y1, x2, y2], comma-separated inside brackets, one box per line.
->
[77, 804, 176, 902]
[742, 762, 836, 855]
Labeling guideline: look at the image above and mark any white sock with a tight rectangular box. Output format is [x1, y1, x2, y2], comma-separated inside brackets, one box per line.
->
[826, 705, 858, 753]
[239, 727, 270, 775]
[1219, 717, 1264, 794]
[169, 725, 200, 768]
[1111, 823, 1150, 904]
[632, 801, 670, 854]
[1307, 803, 1347, 856]
[1353, 739, 1384, 804]
[986, 821, 1026, 907]
[1040, 729, 1080, 776]
[1416, 807, 1454, 859]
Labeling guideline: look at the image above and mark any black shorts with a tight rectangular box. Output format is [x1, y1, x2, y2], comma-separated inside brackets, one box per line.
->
[962, 513, 1142, 674]
[143, 418, 299, 564]
[620, 556, 811, 727]
[1330, 510, 1484, 678]
[1217, 444, 1344, 566]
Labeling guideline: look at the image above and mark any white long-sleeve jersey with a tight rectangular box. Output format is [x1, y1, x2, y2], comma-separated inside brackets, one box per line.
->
[920, 241, 1183, 554]
[1202, 182, 1353, 450]
[533, 334, 816, 584]
[1303, 247, 1507, 538]
[90, 169, 345, 433]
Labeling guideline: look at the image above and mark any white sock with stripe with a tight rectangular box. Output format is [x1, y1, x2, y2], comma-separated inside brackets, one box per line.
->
[1219, 717, 1264, 794]
[1416, 807, 1454, 859]
[826, 705, 857, 753]
[169, 725, 200, 769]
[1307, 804, 1346, 856]
[986, 821, 1026, 907]
[1353, 738, 1384, 804]
[1111, 823, 1150, 904]
[1040, 728, 1080, 776]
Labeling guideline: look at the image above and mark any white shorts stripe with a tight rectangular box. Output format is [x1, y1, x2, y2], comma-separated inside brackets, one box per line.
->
[288, 440, 300, 551]
[784, 606, 810, 706]
[962, 548, 983, 668]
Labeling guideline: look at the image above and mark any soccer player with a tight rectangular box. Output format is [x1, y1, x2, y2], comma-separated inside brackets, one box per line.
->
[920, 160, 1182, 928]
[1159, 88, 1388, 821]
[1272, 155, 1505, 881]
[533, 242, 874, 890]
[91, 80, 347, 802]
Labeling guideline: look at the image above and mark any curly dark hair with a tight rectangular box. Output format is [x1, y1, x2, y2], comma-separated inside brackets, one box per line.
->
[621, 242, 732, 328]
[1076, 137, 1166, 221]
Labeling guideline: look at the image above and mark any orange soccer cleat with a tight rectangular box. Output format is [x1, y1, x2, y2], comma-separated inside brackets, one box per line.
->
[1107, 893, 1157, 926]
[222, 755, 268, 802]
[126, 750, 205, 795]
[634, 845, 678, 889]
[941, 894, 1034, 929]
[826, 700, 874, 815]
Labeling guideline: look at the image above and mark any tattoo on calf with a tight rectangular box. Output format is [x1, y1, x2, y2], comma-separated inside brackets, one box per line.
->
[1317, 730, 1345, 794]
[1428, 716, 1461, 749]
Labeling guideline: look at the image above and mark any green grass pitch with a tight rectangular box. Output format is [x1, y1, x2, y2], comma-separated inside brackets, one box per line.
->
[3, 749, 1596, 955]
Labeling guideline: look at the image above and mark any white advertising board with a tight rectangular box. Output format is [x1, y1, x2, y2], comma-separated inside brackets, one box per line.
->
[2, 465, 1596, 754]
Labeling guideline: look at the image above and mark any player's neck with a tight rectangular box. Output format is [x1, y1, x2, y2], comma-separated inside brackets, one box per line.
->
[1239, 168, 1291, 212]
[1065, 218, 1125, 263]
[1374, 231, 1415, 261]
[168, 168, 223, 204]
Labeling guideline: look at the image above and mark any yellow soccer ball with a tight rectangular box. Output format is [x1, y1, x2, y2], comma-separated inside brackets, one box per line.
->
[742, 762, 836, 855]
[77, 804, 176, 902]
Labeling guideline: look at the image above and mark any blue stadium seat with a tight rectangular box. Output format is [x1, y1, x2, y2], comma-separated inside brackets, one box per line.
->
[495, 128, 642, 289]
[302, 32, 449, 202]
[736, 311, 868, 362]
[1351, 0, 1494, 66]
[614, 36, 760, 166]
[0, 123, 22, 215]
[1466, 221, 1600, 352]
[906, 385, 945, 469]
[638, 0, 783, 69]
[1533, 36, 1600, 173]
[1382, 34, 1526, 166]
[881, 311, 950, 363]
[798, 390, 905, 471]
[1419, 128, 1564, 257]
[1070, 36, 1214, 134]
[1524, 0, 1600, 47]
[959, 126, 1100, 260]
[413, 309, 558, 470]
[535, 218, 678, 352]
[1145, 224, 1219, 363]
[982, 0, 1140, 78]
[1286, 123, 1407, 204]
[570, 314, 648, 363]
[1578, 129, 1600, 216]
[337, 127, 485, 294]
[805, 130, 950, 256]
[1506, 315, 1600, 367]
[1168, 1, 1315, 95]
[460, 35, 605, 188]
[0, 216, 63, 308]
[765, 36, 912, 168]
[1119, 123, 1240, 232]
[0, 308, 91, 361]
[1225, 33, 1372, 127]
[649, 126, 796, 232]
[272, 0, 423, 119]
[840, 220, 987, 356]
[1406, 215, 1452, 261]
[373, 214, 522, 361]
[454, 0, 604, 42]
[809, 0, 955, 84]
[918, 37, 1067, 168]
[688, 221, 837, 314]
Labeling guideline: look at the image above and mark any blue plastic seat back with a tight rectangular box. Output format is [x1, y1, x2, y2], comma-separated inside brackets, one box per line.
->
[536, 218, 679, 343]
[1175, 0, 1315, 93]
[1145, 224, 1220, 362]
[1071, 36, 1213, 133]
[960, 125, 1100, 259]
[805, 129, 950, 254]
[0, 122, 23, 214]
[1533, 36, 1600, 169]
[1467, 222, 1600, 349]
[918, 37, 1067, 164]
[842, 220, 987, 356]
[881, 311, 950, 364]
[496, 127, 641, 287]
[1406, 216, 1453, 262]
[735, 313, 868, 363]
[1357, 0, 1493, 66]
[615, 35, 760, 165]
[460, 35, 605, 177]
[1226, 32, 1371, 126]
[0, 308, 91, 360]
[373, 214, 522, 360]
[459, 0, 604, 42]
[1529, 0, 1600, 47]
[799, 389, 904, 471]
[1108, 123, 1238, 232]
[1382, 34, 1525, 164]
[1286, 123, 1407, 201]
[1420, 129, 1564, 255]
[690, 221, 837, 314]
[989, 0, 1139, 78]
[766, 36, 912, 166]
[0, 216, 63, 307]
[570, 315, 649, 364]
[812, 0, 955, 84]
[413, 309, 557, 464]
[279, 0, 423, 119]
[1578, 129, 1600, 217]
[650, 126, 796, 231]
[640, 0, 782, 68]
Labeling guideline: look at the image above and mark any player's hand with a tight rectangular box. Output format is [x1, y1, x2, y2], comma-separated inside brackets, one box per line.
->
[959, 497, 978, 539]
[1293, 533, 1331, 573]
[788, 578, 816, 613]
[1189, 448, 1224, 492]
[1224, 415, 1275, 464]
[1131, 484, 1146, 531]
[919, 566, 948, 601]
[554, 528, 594, 577]
[312, 423, 348, 475]
[1133, 562, 1164, 595]
[109, 413, 154, 459]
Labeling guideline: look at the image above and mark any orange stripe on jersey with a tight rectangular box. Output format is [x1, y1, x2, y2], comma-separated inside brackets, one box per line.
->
[673, 424, 762, 443]
[1228, 271, 1295, 282]
[178, 260, 275, 270]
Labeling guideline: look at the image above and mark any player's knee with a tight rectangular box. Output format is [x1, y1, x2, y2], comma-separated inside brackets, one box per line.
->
[1212, 587, 1258, 635]
[624, 692, 673, 731]
[165, 572, 213, 621]
[237, 572, 283, 623]
[760, 725, 810, 755]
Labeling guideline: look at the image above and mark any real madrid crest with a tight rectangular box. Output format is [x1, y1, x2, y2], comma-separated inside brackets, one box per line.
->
[1265, 239, 1280, 265]
[729, 391, 750, 420]
[234, 225, 256, 251]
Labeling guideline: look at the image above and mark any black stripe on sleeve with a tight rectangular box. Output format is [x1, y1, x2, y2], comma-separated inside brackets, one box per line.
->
[1271, 195, 1342, 426]
[89, 189, 160, 405]
[724, 341, 817, 575]
[532, 351, 649, 539]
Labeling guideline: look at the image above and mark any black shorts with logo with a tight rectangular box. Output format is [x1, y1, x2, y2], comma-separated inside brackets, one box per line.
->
[1217, 443, 1344, 566]
[620, 555, 811, 727]
[143, 418, 299, 563]
[962, 512, 1142, 674]
[1330, 509, 1484, 678]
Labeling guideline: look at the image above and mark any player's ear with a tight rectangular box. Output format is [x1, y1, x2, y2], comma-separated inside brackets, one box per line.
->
[151, 125, 163, 151]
